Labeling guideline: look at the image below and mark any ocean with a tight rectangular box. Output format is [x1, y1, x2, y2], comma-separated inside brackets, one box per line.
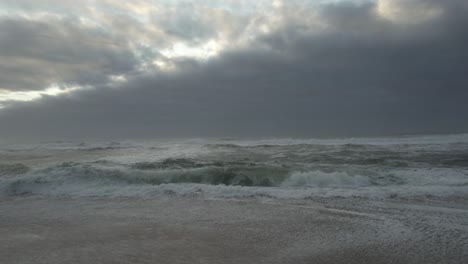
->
[1, 133, 468, 200]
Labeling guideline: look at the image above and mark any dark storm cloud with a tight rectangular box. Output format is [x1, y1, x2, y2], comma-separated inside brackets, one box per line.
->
[1, 0, 468, 140]
[0, 16, 137, 91]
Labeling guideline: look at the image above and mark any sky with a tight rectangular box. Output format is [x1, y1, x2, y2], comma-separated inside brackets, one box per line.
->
[0, 0, 467, 141]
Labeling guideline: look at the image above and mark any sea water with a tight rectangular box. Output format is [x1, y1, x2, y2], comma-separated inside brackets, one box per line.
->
[1, 134, 468, 200]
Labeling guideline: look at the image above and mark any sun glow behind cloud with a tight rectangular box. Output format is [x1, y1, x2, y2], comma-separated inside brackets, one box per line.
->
[0, 85, 83, 108]
[375, 0, 444, 24]
[161, 40, 223, 60]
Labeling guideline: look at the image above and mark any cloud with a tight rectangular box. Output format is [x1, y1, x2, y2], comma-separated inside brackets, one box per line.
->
[0, 0, 272, 93]
[375, 0, 444, 24]
[0, 15, 137, 91]
[0, 0, 467, 140]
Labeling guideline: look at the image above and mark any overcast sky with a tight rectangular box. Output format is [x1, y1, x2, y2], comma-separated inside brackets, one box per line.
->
[0, 0, 467, 141]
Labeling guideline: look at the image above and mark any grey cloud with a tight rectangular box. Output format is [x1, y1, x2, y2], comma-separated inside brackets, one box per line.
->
[0, 16, 137, 91]
[151, 2, 253, 47]
[0, 0, 257, 92]
[157, 3, 217, 41]
[0, 0, 467, 141]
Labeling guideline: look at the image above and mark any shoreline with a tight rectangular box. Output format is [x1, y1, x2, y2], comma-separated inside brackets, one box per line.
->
[1, 196, 467, 263]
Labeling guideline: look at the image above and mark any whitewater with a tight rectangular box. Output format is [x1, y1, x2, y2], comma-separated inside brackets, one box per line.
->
[1, 133, 467, 200]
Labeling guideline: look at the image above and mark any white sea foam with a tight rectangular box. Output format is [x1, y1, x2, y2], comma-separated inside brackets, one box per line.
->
[281, 171, 371, 187]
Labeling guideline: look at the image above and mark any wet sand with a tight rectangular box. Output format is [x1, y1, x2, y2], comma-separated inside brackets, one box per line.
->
[1, 196, 467, 264]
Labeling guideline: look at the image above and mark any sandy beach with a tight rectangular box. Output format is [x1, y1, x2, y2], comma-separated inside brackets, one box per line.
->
[1, 196, 467, 264]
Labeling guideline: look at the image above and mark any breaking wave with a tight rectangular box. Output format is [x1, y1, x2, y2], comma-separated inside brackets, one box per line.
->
[0, 161, 467, 199]
[1, 134, 468, 199]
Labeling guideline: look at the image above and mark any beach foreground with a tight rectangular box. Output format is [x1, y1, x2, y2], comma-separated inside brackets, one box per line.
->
[1, 196, 467, 264]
